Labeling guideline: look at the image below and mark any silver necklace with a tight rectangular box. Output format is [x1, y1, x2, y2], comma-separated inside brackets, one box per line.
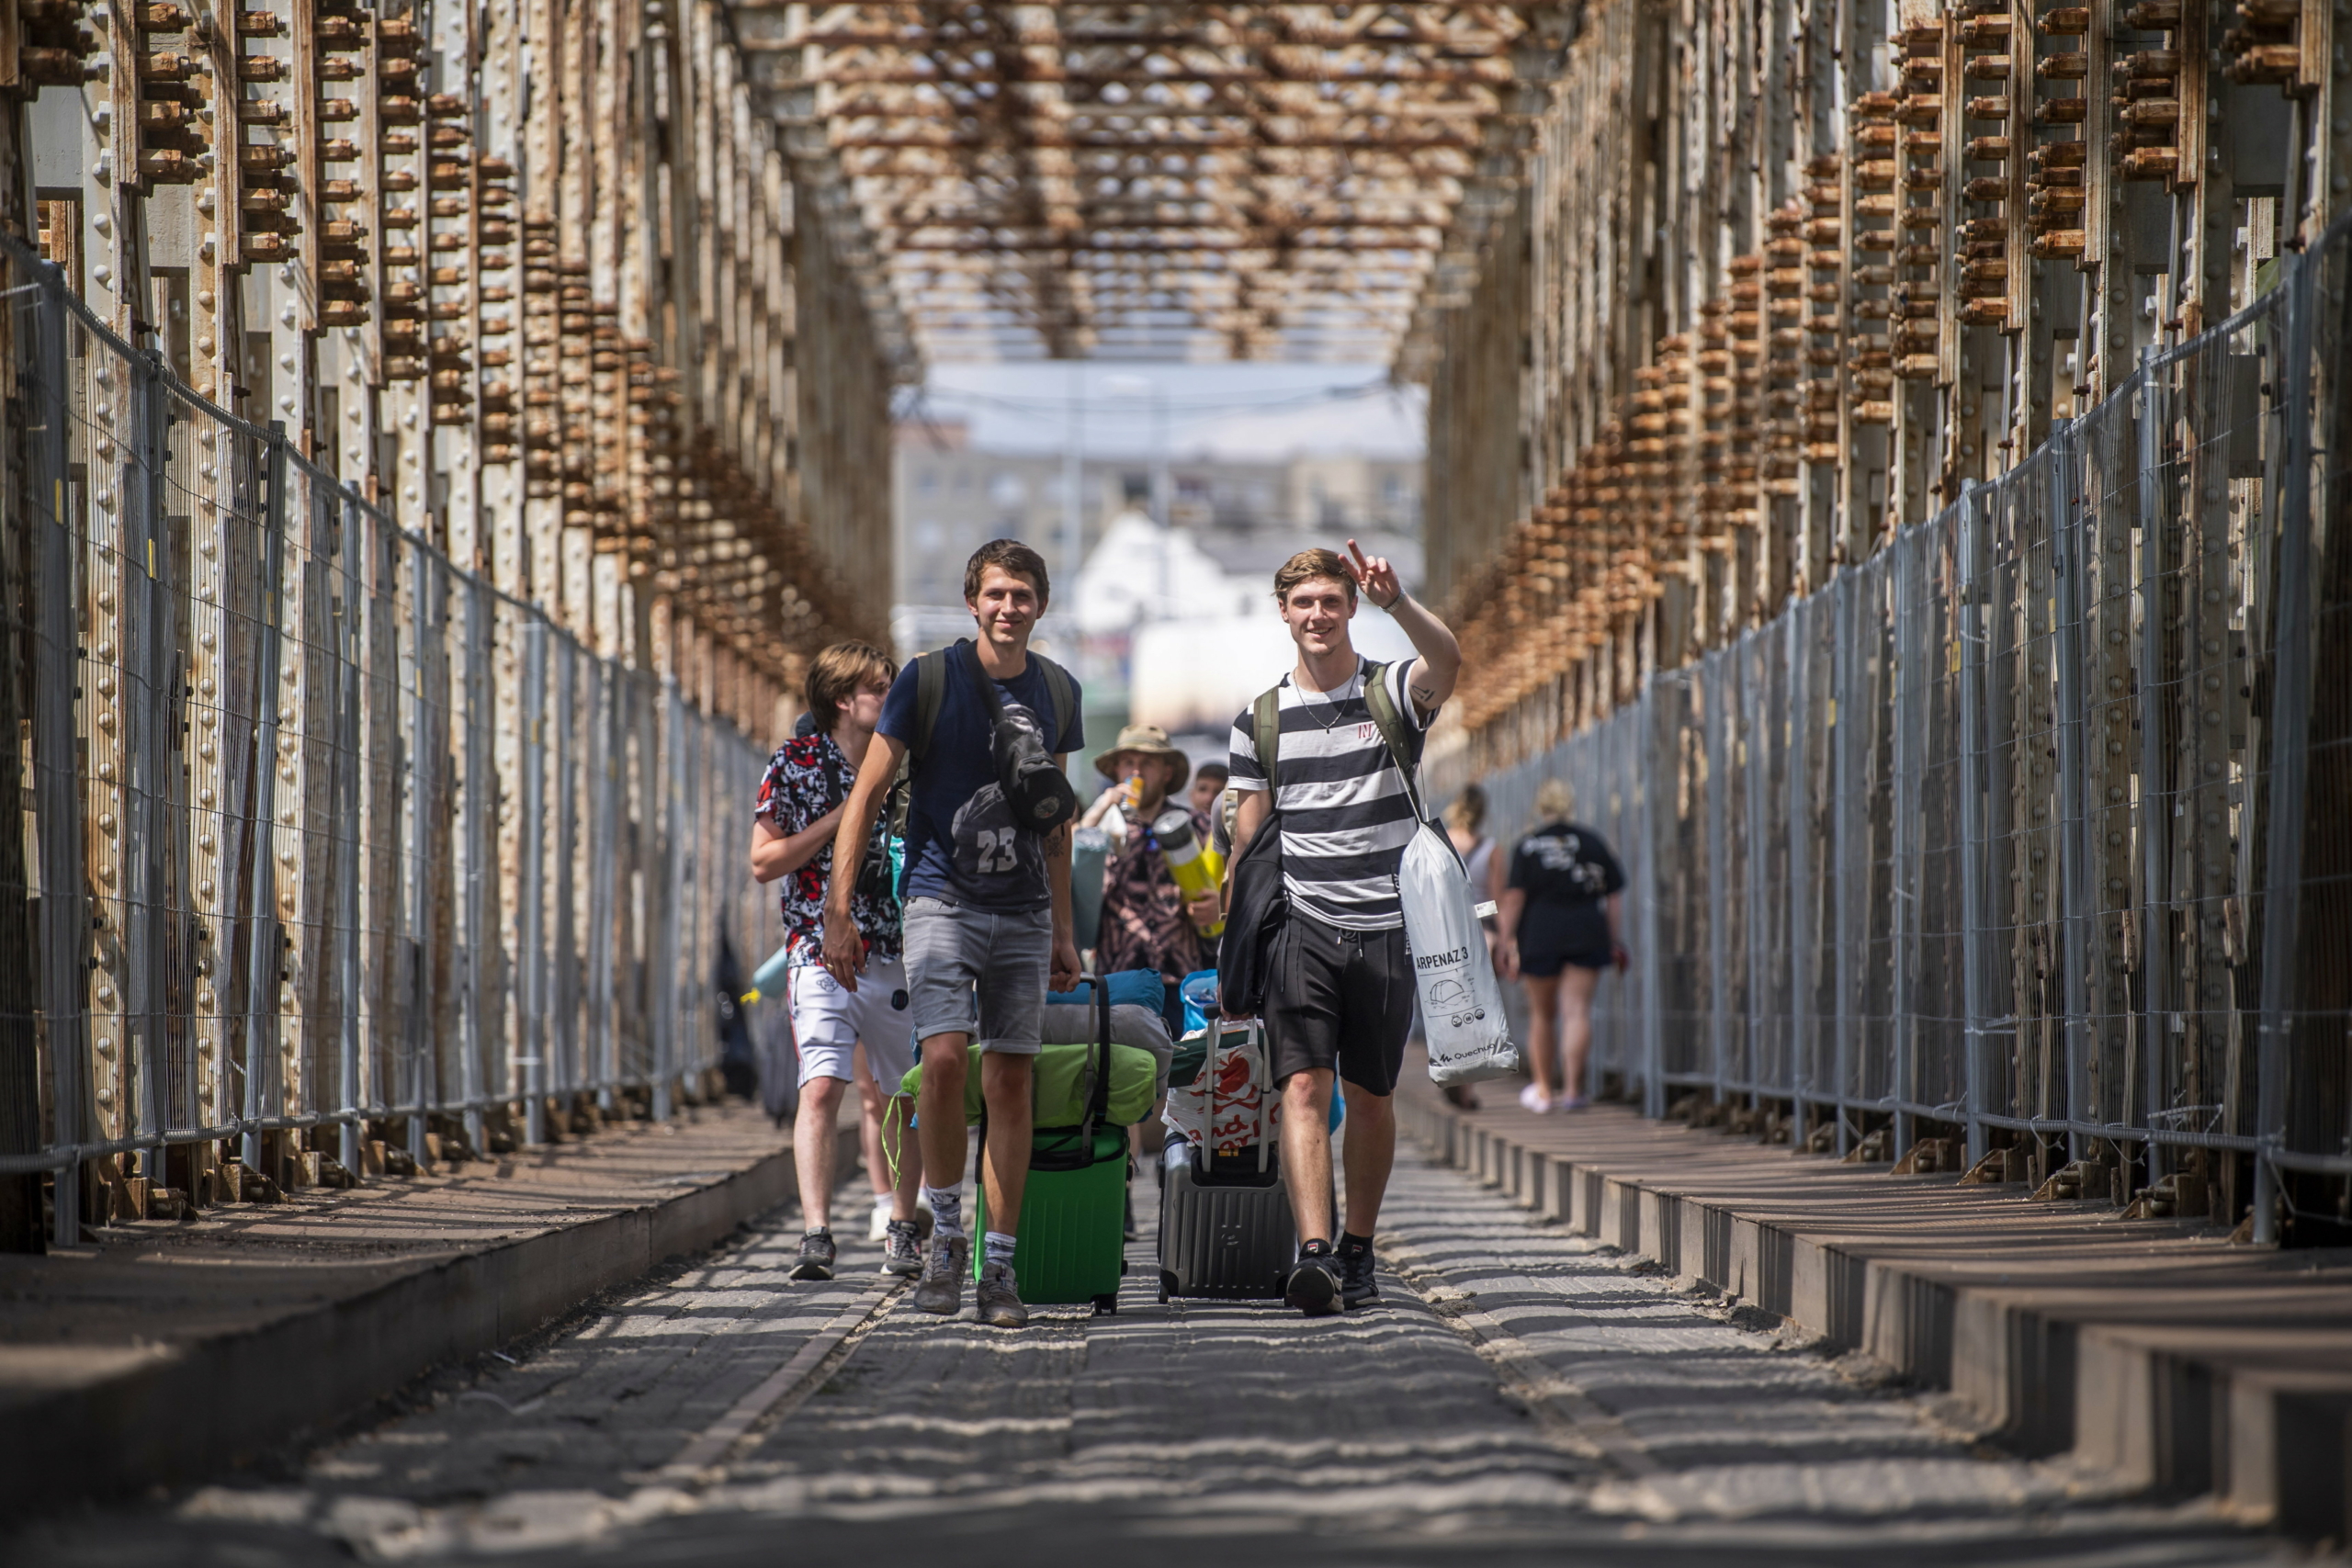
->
[1295, 666, 1357, 734]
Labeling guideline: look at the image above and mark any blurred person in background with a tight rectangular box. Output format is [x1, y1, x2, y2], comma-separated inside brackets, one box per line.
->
[1440, 783, 1500, 1110]
[751, 641, 922, 1281]
[1496, 778, 1626, 1114]
[1091, 725, 1217, 1033]
[1189, 761, 1229, 820]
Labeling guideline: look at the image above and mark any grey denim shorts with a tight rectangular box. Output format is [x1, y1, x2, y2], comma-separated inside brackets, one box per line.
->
[901, 896, 1053, 1054]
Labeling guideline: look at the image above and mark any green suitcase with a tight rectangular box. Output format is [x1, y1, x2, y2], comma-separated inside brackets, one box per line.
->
[971, 978, 1130, 1315]
[974, 1125, 1128, 1314]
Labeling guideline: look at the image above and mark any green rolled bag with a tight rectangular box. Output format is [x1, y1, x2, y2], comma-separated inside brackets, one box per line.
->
[898, 1001, 1169, 1127]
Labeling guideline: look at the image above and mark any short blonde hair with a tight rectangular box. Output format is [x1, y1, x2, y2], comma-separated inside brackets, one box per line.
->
[1272, 547, 1354, 604]
[805, 639, 897, 729]
[1535, 777, 1574, 820]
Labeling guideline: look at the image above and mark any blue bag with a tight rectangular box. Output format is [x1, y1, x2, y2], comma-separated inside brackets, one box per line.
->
[1047, 968, 1162, 1012]
[1179, 970, 1219, 1035]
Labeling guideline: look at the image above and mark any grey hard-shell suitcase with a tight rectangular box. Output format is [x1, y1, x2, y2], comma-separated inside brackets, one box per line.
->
[1157, 1021, 1295, 1302]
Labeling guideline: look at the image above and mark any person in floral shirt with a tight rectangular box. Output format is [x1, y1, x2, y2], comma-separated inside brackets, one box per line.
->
[751, 640, 917, 1283]
[1084, 725, 1218, 1031]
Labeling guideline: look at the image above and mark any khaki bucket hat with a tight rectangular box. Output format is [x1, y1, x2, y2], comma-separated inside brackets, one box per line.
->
[1094, 723, 1192, 792]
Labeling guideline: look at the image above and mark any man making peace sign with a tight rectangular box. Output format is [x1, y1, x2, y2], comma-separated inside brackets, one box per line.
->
[1225, 541, 1461, 1317]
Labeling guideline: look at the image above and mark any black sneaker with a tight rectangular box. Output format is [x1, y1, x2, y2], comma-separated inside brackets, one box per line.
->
[1338, 1244, 1380, 1309]
[789, 1228, 836, 1281]
[1285, 1254, 1341, 1317]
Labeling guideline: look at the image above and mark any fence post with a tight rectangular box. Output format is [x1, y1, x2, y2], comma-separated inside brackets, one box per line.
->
[1703, 652, 1729, 1106]
[33, 265, 89, 1244]
[1637, 685, 1666, 1119]
[517, 619, 548, 1146]
[586, 661, 618, 1105]
[651, 677, 684, 1121]
[1830, 570, 1859, 1155]
[242, 426, 289, 1173]
[2049, 423, 2097, 1167]
[1784, 605, 1814, 1125]
[2250, 226, 2322, 1246]
[334, 492, 365, 1176]
[455, 581, 492, 1160]
[1957, 486, 1992, 1166]
[2132, 358, 2173, 1156]
[122, 351, 166, 1182]
[552, 642, 578, 1104]
[1889, 531, 1919, 1160]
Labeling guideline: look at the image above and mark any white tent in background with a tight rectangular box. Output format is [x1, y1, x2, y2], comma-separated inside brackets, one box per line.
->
[1071, 506, 1256, 633]
[1129, 604, 1418, 739]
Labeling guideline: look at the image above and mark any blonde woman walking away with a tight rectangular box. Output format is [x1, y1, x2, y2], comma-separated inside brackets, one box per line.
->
[1496, 779, 1625, 1112]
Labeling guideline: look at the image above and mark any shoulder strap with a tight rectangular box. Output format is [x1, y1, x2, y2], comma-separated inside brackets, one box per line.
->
[1032, 653, 1077, 751]
[959, 636, 1009, 723]
[1251, 686, 1283, 793]
[910, 644, 952, 762]
[1360, 661, 1427, 821]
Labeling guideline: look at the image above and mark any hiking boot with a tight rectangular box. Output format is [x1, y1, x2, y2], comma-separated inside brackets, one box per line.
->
[789, 1228, 836, 1281]
[881, 1218, 923, 1278]
[1338, 1244, 1381, 1310]
[976, 1259, 1028, 1329]
[1284, 1254, 1341, 1317]
[911, 1234, 968, 1315]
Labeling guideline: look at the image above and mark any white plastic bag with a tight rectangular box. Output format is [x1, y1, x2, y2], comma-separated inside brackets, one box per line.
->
[1399, 821, 1521, 1086]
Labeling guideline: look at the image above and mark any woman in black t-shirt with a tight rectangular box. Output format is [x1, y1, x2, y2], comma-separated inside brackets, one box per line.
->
[1497, 778, 1626, 1113]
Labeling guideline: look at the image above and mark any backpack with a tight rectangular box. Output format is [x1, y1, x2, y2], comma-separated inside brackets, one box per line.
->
[906, 638, 1080, 833]
[907, 637, 1078, 766]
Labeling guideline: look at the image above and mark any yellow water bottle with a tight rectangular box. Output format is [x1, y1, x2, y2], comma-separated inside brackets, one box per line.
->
[1153, 808, 1226, 936]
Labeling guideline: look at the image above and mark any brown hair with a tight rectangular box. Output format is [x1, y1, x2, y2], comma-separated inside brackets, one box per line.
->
[963, 538, 1051, 608]
[1272, 547, 1355, 604]
[805, 639, 898, 730]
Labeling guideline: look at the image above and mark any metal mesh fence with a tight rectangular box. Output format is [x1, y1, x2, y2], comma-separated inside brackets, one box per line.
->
[1465, 215, 2352, 1233]
[0, 244, 765, 1239]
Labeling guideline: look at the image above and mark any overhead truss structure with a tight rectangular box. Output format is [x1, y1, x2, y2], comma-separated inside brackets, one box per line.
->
[729, 3, 1570, 361]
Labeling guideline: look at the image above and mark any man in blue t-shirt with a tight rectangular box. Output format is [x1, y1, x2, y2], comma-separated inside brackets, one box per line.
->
[821, 538, 1083, 1329]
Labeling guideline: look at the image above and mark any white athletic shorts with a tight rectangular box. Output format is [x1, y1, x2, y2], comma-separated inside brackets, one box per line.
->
[787, 953, 916, 1094]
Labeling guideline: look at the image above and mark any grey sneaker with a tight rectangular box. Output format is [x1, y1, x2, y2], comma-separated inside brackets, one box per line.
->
[976, 1258, 1028, 1329]
[789, 1228, 835, 1281]
[911, 1234, 968, 1315]
[881, 1218, 922, 1278]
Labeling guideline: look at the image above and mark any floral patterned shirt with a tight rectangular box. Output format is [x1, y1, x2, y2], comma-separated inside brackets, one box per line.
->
[1094, 807, 1207, 982]
[754, 734, 902, 964]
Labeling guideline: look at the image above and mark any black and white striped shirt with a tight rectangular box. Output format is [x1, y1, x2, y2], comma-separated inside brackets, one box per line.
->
[1227, 658, 1431, 931]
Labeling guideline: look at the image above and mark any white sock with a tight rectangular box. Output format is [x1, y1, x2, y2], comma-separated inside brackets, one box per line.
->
[983, 1231, 1018, 1273]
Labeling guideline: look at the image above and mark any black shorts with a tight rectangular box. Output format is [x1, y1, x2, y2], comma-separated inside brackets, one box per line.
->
[1263, 911, 1413, 1096]
[1518, 944, 1612, 978]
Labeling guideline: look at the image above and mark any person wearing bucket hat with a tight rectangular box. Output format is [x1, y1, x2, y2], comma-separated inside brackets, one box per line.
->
[1084, 724, 1219, 1022]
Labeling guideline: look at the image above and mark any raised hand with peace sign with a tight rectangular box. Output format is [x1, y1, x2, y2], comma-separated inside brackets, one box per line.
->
[1345, 538, 1405, 612]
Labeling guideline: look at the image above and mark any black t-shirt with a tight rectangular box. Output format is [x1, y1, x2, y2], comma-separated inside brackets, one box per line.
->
[1507, 820, 1625, 959]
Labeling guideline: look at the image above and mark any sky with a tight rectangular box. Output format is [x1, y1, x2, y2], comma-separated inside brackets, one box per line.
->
[899, 362, 1428, 462]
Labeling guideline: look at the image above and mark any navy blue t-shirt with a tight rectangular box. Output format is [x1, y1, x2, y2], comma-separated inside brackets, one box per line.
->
[877, 641, 1084, 911]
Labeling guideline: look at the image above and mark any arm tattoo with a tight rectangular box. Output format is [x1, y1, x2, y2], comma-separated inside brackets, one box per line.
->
[1411, 682, 1438, 705]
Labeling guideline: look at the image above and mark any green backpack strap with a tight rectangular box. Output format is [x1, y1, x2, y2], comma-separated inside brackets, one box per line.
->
[1251, 686, 1283, 793]
[910, 644, 951, 763]
[1359, 660, 1427, 820]
[1033, 652, 1077, 753]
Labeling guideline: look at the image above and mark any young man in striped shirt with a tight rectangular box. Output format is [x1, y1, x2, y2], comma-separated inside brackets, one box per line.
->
[1227, 544, 1461, 1316]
